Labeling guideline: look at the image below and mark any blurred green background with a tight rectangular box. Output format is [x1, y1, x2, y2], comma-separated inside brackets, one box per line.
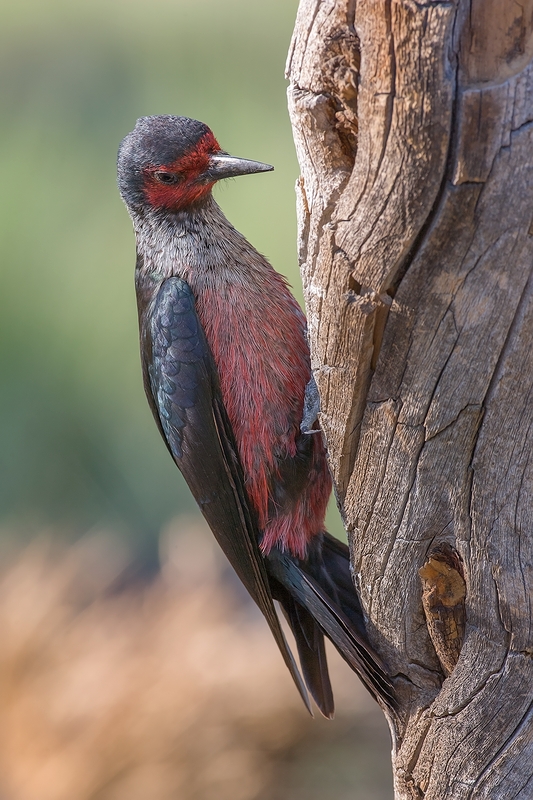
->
[0, 3, 393, 797]
[0, 0, 322, 559]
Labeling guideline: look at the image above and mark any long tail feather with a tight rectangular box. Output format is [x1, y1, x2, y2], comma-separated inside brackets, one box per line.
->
[267, 540, 396, 712]
[276, 585, 334, 718]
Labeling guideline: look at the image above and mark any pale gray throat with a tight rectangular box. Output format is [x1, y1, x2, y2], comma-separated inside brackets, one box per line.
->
[130, 195, 249, 284]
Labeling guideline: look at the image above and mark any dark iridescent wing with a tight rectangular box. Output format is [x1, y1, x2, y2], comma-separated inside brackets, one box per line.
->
[145, 277, 311, 712]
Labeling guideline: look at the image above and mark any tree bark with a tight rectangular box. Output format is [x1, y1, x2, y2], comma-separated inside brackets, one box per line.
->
[287, 1, 533, 797]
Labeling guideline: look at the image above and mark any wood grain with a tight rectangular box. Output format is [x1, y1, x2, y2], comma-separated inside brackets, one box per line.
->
[288, 1, 533, 797]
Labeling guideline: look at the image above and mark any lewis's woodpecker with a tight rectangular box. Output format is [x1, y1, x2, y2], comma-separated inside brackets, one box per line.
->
[117, 116, 394, 717]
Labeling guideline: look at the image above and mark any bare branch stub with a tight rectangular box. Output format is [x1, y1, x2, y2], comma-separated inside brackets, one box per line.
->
[288, 1, 533, 797]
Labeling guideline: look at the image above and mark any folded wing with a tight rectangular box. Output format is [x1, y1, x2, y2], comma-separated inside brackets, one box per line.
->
[145, 277, 311, 712]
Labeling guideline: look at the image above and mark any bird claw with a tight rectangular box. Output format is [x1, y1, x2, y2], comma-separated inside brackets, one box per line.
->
[300, 375, 321, 434]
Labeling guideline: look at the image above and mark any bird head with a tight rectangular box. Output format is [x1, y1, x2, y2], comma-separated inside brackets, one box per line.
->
[117, 115, 273, 214]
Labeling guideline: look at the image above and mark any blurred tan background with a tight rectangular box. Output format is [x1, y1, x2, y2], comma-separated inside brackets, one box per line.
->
[0, 0, 393, 796]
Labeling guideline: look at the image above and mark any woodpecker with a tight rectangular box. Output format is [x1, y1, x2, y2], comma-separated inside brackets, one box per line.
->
[117, 115, 394, 717]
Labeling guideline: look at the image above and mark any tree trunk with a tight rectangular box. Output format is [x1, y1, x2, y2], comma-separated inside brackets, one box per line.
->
[287, 1, 533, 797]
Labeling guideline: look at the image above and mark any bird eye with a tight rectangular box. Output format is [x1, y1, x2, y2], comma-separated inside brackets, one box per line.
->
[154, 171, 180, 185]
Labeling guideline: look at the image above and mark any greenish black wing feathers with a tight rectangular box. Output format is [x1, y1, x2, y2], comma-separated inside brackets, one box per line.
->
[147, 277, 311, 713]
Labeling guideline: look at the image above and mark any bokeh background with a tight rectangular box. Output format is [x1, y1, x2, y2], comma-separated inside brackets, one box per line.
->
[0, 0, 393, 796]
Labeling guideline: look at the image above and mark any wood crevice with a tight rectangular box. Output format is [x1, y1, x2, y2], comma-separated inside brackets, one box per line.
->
[288, 1, 533, 795]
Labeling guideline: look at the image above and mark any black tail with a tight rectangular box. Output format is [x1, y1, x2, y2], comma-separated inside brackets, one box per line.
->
[274, 581, 334, 718]
[267, 533, 396, 716]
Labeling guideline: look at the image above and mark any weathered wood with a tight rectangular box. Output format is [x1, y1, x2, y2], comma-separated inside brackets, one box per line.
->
[287, 1, 533, 797]
[419, 545, 466, 678]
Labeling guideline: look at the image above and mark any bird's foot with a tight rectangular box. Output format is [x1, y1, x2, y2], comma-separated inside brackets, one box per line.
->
[300, 375, 321, 434]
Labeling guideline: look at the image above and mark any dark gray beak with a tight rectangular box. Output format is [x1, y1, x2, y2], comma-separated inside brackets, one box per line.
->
[205, 153, 274, 181]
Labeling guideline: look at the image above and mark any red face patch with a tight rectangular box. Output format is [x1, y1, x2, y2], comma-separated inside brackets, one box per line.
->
[143, 130, 221, 210]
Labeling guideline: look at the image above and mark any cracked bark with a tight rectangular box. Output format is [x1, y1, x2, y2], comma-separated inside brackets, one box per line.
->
[287, 1, 533, 798]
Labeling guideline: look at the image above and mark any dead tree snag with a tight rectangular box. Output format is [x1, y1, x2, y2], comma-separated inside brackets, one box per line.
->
[287, 1, 533, 797]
